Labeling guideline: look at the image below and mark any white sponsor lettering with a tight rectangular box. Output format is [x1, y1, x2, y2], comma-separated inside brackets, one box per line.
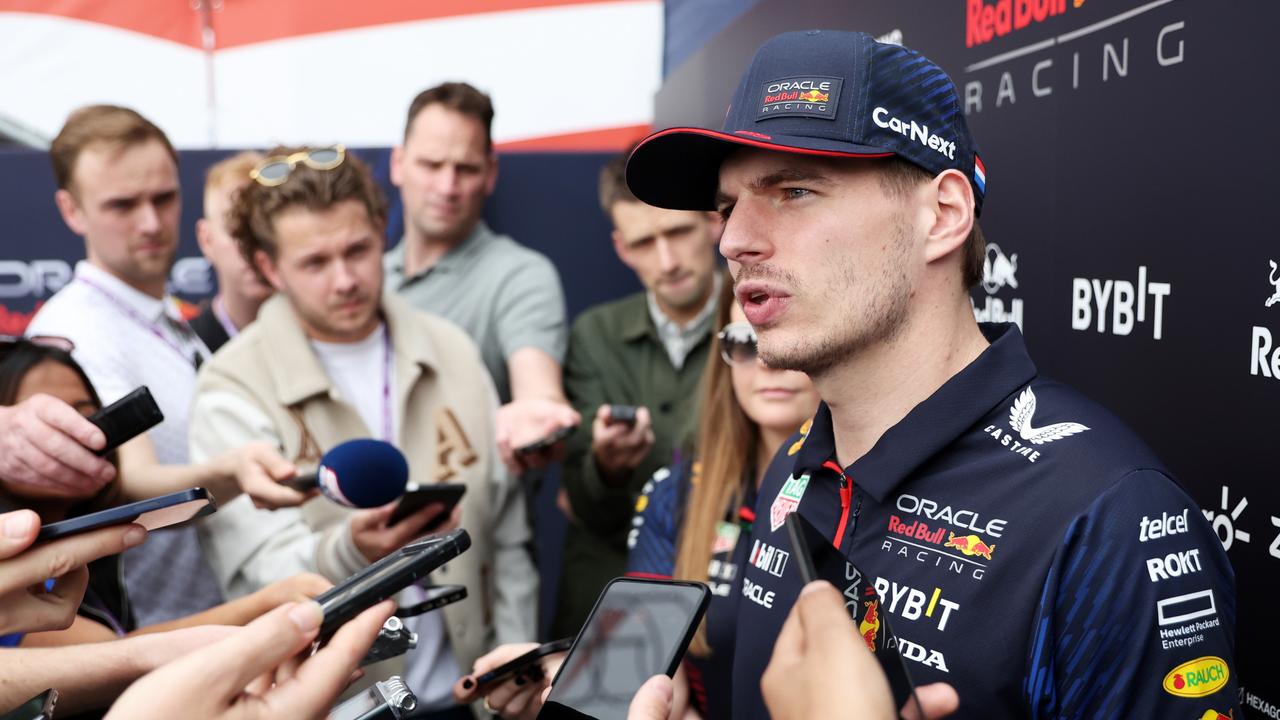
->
[886, 636, 950, 672]
[1158, 615, 1219, 651]
[1139, 508, 1189, 542]
[872, 107, 956, 159]
[894, 494, 1006, 538]
[1252, 326, 1280, 379]
[1071, 266, 1171, 340]
[1157, 589, 1217, 626]
[880, 538, 987, 581]
[1244, 689, 1280, 719]
[742, 578, 775, 609]
[872, 577, 960, 632]
[1145, 548, 1202, 582]
[748, 539, 790, 578]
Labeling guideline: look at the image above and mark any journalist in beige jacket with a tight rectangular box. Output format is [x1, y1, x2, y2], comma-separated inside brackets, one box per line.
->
[189, 292, 536, 674]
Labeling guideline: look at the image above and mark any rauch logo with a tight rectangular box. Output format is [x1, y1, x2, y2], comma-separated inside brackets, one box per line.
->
[1161, 656, 1229, 698]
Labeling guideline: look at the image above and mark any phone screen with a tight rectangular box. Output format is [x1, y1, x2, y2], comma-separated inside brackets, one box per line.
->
[784, 512, 919, 709]
[539, 579, 709, 720]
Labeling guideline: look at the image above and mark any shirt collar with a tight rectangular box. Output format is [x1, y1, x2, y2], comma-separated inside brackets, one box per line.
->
[257, 293, 443, 407]
[74, 260, 178, 324]
[389, 221, 495, 284]
[644, 272, 722, 337]
[792, 323, 1038, 503]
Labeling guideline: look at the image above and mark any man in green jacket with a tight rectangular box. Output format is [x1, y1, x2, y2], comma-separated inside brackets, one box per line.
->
[553, 150, 724, 637]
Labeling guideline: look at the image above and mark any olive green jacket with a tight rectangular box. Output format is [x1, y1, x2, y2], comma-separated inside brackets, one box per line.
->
[554, 291, 713, 636]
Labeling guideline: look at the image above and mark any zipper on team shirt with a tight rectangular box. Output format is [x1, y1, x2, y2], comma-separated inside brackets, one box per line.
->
[823, 460, 855, 546]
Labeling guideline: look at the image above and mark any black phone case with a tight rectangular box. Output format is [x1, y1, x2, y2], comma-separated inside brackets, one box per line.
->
[516, 425, 575, 455]
[547, 577, 711, 689]
[36, 488, 215, 541]
[387, 484, 466, 527]
[87, 386, 164, 455]
[315, 528, 471, 641]
[474, 637, 574, 689]
[783, 512, 919, 709]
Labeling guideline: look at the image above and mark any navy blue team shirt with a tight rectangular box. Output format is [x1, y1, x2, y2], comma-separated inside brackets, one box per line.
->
[627, 460, 756, 720]
[731, 323, 1238, 718]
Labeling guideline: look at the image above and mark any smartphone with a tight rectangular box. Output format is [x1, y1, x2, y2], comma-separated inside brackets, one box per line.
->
[538, 578, 710, 720]
[315, 528, 470, 642]
[36, 488, 215, 542]
[516, 425, 575, 455]
[0, 688, 56, 720]
[605, 405, 637, 427]
[784, 512, 918, 709]
[472, 637, 573, 691]
[387, 484, 466, 528]
[328, 676, 417, 720]
[87, 386, 164, 455]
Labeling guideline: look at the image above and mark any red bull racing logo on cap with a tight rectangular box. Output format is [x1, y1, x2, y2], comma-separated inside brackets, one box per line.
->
[758, 76, 842, 121]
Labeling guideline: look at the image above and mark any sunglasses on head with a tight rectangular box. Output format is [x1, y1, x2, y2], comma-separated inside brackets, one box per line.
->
[250, 146, 346, 187]
[718, 322, 758, 366]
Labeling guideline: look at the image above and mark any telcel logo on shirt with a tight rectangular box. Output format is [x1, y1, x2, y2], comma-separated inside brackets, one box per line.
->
[1162, 656, 1229, 697]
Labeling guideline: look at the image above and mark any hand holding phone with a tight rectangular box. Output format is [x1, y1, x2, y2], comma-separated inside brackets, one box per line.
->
[87, 386, 163, 456]
[538, 578, 710, 720]
[388, 484, 466, 528]
[516, 425, 575, 456]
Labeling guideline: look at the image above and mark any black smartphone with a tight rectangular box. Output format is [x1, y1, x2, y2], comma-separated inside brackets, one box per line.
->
[0, 688, 56, 720]
[784, 512, 919, 709]
[36, 488, 215, 542]
[605, 405, 637, 427]
[315, 528, 470, 642]
[387, 484, 466, 528]
[472, 637, 574, 691]
[538, 578, 710, 720]
[516, 425, 575, 455]
[86, 386, 163, 455]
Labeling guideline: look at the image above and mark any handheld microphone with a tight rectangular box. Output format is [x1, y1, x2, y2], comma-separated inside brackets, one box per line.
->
[285, 439, 409, 508]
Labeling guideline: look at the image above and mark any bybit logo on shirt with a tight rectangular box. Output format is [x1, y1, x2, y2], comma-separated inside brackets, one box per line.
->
[1071, 266, 1172, 340]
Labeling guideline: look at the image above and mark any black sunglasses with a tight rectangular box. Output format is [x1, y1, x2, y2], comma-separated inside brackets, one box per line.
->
[718, 322, 758, 366]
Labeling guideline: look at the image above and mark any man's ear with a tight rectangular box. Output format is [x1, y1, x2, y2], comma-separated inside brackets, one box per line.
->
[922, 169, 975, 265]
[254, 249, 284, 292]
[484, 151, 499, 196]
[389, 145, 405, 188]
[54, 189, 87, 237]
[195, 218, 213, 259]
[611, 228, 636, 270]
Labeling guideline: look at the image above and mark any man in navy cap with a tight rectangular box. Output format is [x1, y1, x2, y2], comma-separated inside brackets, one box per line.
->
[624, 30, 1237, 718]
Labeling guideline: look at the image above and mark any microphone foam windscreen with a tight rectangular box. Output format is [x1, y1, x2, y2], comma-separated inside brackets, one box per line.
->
[317, 438, 409, 508]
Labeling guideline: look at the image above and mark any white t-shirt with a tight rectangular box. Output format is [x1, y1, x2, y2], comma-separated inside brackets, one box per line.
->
[310, 324, 460, 710]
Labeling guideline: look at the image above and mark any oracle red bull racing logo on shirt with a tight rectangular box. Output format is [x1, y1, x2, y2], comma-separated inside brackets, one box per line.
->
[882, 494, 1007, 581]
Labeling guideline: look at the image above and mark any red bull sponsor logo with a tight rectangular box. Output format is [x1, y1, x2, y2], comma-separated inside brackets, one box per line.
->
[1162, 656, 1229, 698]
[859, 598, 881, 652]
[1198, 709, 1232, 720]
[966, 0, 1079, 48]
[886, 515, 947, 545]
[944, 532, 996, 560]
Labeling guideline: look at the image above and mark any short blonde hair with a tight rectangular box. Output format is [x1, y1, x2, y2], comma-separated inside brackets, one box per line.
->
[203, 151, 263, 217]
[50, 105, 176, 193]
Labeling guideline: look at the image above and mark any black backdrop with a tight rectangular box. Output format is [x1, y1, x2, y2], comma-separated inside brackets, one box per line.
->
[658, 0, 1277, 716]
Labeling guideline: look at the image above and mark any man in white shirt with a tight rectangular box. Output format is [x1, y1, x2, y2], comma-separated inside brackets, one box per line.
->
[27, 106, 226, 624]
[191, 146, 535, 717]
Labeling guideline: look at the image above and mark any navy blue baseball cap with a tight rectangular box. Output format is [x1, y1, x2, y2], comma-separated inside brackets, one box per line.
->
[626, 30, 987, 214]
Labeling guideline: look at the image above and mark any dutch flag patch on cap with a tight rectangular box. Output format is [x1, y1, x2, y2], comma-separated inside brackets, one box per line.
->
[974, 155, 987, 193]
